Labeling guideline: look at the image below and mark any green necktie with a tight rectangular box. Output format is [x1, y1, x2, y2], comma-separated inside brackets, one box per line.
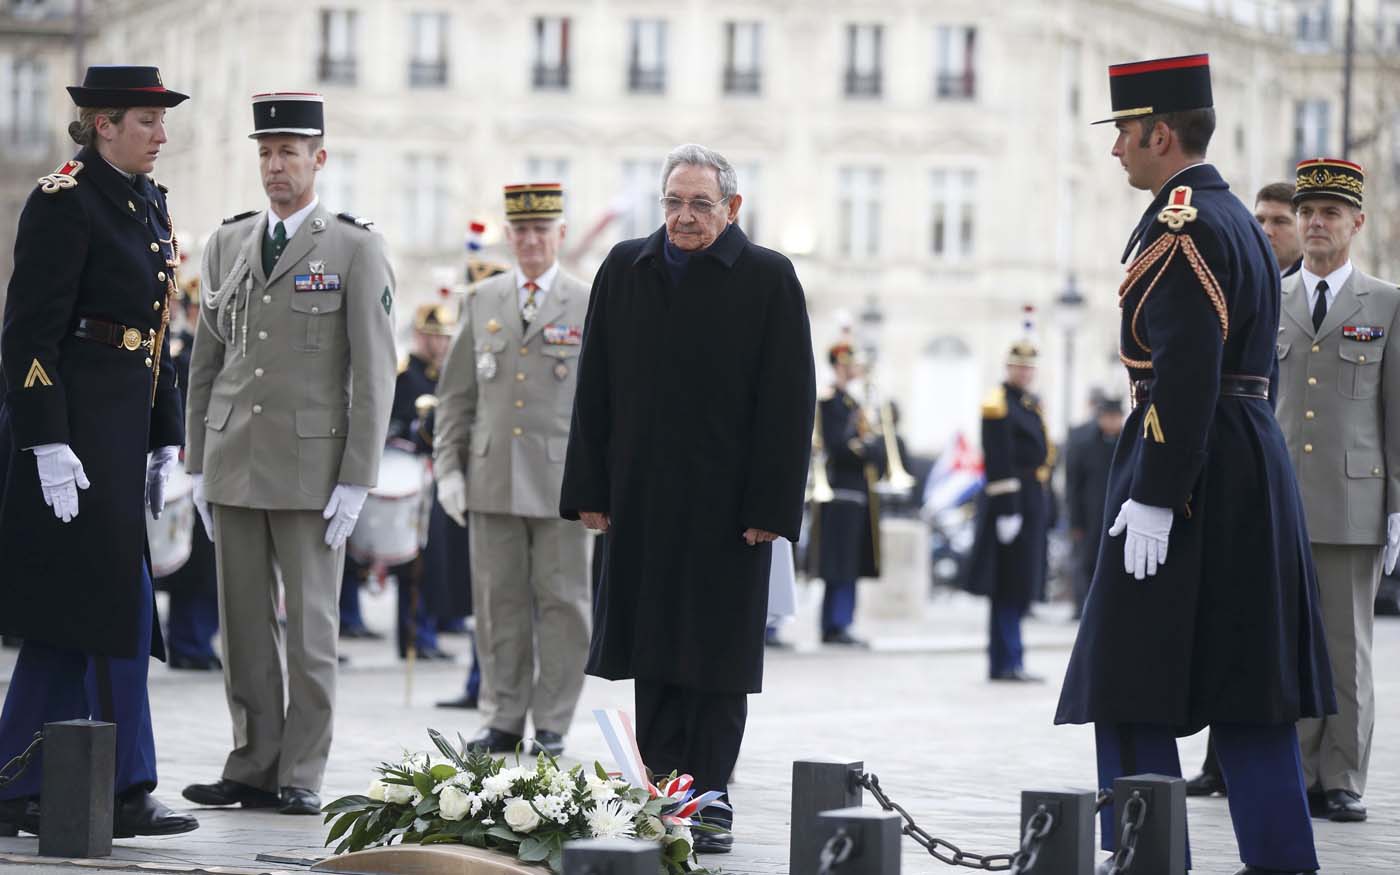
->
[262, 220, 287, 276]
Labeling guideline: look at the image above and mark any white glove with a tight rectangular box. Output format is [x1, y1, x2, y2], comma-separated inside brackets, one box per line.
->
[146, 445, 180, 519]
[1385, 513, 1400, 575]
[32, 443, 90, 523]
[1109, 499, 1174, 580]
[323, 483, 370, 549]
[995, 514, 1023, 545]
[191, 472, 214, 536]
[437, 470, 467, 528]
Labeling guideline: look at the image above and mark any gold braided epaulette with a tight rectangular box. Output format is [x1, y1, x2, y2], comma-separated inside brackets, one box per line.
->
[37, 159, 83, 194]
[981, 386, 1008, 419]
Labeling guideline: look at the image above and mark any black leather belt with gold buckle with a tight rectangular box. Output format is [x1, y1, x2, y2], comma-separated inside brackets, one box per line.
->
[1131, 374, 1269, 407]
[73, 317, 155, 354]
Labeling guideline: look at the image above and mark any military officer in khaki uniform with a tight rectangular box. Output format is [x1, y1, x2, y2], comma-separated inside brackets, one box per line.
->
[180, 93, 396, 815]
[1277, 158, 1400, 824]
[434, 184, 590, 758]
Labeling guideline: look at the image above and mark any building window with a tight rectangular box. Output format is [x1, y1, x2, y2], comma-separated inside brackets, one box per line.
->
[0, 55, 47, 152]
[319, 150, 356, 214]
[408, 12, 448, 87]
[1295, 0, 1331, 49]
[838, 166, 882, 258]
[933, 26, 976, 100]
[844, 24, 882, 98]
[403, 153, 449, 249]
[621, 159, 663, 239]
[1378, 0, 1400, 50]
[929, 169, 977, 261]
[628, 19, 667, 94]
[318, 9, 358, 85]
[532, 17, 571, 90]
[735, 161, 759, 242]
[723, 21, 762, 95]
[8, 0, 57, 20]
[1292, 99, 1330, 165]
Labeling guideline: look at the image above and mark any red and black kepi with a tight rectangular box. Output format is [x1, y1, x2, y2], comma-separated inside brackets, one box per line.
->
[1093, 53, 1212, 125]
[66, 65, 188, 108]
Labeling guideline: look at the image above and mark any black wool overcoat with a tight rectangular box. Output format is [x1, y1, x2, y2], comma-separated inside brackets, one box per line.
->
[560, 225, 815, 693]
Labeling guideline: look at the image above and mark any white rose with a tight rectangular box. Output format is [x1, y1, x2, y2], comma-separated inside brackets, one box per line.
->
[384, 783, 416, 805]
[586, 775, 617, 803]
[503, 797, 542, 834]
[367, 780, 388, 801]
[439, 786, 472, 821]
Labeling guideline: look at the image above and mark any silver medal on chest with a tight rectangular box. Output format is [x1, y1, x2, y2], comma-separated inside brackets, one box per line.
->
[476, 349, 498, 381]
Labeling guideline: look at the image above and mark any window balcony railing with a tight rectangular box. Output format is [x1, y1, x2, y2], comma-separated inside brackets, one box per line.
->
[533, 63, 570, 90]
[628, 65, 666, 94]
[844, 69, 881, 98]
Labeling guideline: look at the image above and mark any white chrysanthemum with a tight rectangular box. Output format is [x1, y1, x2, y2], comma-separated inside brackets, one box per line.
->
[439, 786, 473, 821]
[383, 783, 416, 805]
[503, 797, 542, 833]
[587, 800, 639, 840]
[549, 770, 576, 796]
[367, 780, 388, 801]
[480, 773, 513, 801]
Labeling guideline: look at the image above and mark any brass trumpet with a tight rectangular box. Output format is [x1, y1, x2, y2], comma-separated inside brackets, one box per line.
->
[877, 399, 916, 493]
[807, 418, 835, 504]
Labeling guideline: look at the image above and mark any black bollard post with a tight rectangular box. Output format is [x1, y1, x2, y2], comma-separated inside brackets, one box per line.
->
[1017, 789, 1096, 874]
[817, 807, 901, 874]
[1111, 774, 1186, 875]
[562, 838, 661, 874]
[791, 758, 864, 875]
[40, 720, 115, 858]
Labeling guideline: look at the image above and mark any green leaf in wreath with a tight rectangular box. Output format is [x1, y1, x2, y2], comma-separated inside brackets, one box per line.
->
[517, 836, 550, 862]
[419, 833, 460, 845]
[665, 838, 692, 862]
[412, 772, 436, 798]
[486, 824, 523, 844]
[429, 763, 458, 782]
[641, 798, 667, 817]
[322, 794, 378, 815]
[415, 795, 440, 816]
[428, 728, 470, 769]
[594, 762, 611, 782]
[325, 810, 361, 845]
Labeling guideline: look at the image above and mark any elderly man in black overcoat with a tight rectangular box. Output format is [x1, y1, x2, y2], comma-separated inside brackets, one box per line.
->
[560, 143, 815, 855]
[1054, 55, 1334, 874]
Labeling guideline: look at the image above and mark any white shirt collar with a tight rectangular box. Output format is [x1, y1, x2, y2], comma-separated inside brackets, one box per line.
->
[1301, 260, 1352, 307]
[101, 154, 135, 182]
[1157, 162, 1207, 195]
[516, 262, 560, 306]
[267, 197, 319, 241]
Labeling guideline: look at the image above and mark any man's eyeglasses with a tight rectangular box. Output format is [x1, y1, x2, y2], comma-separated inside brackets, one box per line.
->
[659, 196, 729, 215]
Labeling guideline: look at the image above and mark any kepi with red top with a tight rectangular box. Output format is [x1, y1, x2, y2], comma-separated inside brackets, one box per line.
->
[1092, 53, 1212, 124]
[1293, 157, 1365, 208]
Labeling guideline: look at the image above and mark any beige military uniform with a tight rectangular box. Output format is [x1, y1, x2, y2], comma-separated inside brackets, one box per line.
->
[186, 203, 396, 792]
[434, 266, 591, 737]
[1277, 265, 1400, 796]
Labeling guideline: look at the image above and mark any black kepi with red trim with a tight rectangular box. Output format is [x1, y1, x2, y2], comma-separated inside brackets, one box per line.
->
[1293, 157, 1364, 208]
[250, 92, 324, 138]
[66, 65, 188, 108]
[1093, 53, 1212, 125]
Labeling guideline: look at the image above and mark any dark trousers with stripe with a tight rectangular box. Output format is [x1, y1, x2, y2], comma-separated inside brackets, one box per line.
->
[820, 578, 857, 634]
[0, 566, 158, 800]
[987, 596, 1024, 677]
[1095, 722, 1317, 870]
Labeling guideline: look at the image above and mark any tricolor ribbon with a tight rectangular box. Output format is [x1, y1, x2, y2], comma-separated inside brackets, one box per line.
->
[591, 710, 732, 824]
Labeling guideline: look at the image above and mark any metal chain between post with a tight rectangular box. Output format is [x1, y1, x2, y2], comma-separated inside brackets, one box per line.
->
[1008, 806, 1055, 874]
[817, 827, 855, 875]
[1107, 790, 1148, 874]
[855, 772, 1017, 871]
[0, 733, 42, 790]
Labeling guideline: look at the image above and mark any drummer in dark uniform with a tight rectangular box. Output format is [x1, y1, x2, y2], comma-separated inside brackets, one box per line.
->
[808, 341, 883, 645]
[1055, 54, 1333, 873]
[966, 335, 1054, 683]
[0, 65, 198, 837]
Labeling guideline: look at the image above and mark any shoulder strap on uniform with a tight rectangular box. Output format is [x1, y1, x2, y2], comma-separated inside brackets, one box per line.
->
[37, 159, 83, 195]
[338, 211, 375, 229]
[1120, 186, 1229, 345]
[154, 180, 169, 194]
[981, 386, 1008, 420]
[222, 210, 257, 225]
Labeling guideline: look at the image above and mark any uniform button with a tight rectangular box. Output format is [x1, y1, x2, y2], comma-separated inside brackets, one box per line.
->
[262, 294, 272, 304]
[144, 357, 153, 367]
[514, 400, 524, 409]
[1307, 376, 1317, 386]
[1374, 467, 1383, 475]
[254, 367, 265, 378]
[311, 305, 320, 314]
[1305, 410, 1315, 420]
[519, 347, 529, 356]
[1359, 355, 1367, 363]
[512, 427, 523, 436]
[149, 242, 159, 253]
[1311, 345, 1320, 353]
[157, 271, 166, 282]
[152, 300, 161, 310]
[258, 330, 268, 340]
[516, 372, 526, 381]
[330, 427, 338, 435]
[252, 404, 263, 414]
[1304, 443, 1313, 453]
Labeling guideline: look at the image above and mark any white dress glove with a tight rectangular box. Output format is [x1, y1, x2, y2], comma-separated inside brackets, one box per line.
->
[1109, 499, 1174, 580]
[32, 443, 90, 523]
[323, 483, 370, 549]
[146, 445, 180, 519]
[995, 514, 1023, 545]
[191, 472, 214, 535]
[1385, 513, 1400, 575]
[437, 470, 467, 528]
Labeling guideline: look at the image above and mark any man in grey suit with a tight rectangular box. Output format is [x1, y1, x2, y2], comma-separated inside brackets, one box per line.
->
[434, 184, 591, 758]
[1277, 158, 1400, 823]
[180, 93, 396, 815]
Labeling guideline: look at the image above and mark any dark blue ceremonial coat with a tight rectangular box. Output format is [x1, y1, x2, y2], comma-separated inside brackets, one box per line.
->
[808, 388, 882, 582]
[1055, 164, 1334, 732]
[0, 146, 182, 659]
[965, 383, 1053, 607]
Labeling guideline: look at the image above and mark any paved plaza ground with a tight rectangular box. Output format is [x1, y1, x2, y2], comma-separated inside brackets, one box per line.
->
[1, 584, 1397, 874]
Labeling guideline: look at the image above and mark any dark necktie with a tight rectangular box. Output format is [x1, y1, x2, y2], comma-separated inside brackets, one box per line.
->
[262, 220, 287, 276]
[1312, 279, 1329, 332]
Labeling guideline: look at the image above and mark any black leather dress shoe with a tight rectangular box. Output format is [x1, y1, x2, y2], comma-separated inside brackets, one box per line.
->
[182, 778, 281, 808]
[169, 653, 222, 671]
[692, 828, 734, 854]
[467, 728, 523, 754]
[0, 797, 40, 835]
[436, 693, 479, 709]
[114, 791, 199, 837]
[279, 787, 321, 815]
[1184, 771, 1227, 797]
[990, 669, 1045, 683]
[340, 624, 383, 640]
[1325, 788, 1366, 822]
[1232, 867, 1317, 874]
[532, 731, 565, 758]
[820, 630, 868, 647]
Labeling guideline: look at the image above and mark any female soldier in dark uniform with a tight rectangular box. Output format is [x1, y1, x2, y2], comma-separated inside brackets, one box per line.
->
[0, 66, 197, 838]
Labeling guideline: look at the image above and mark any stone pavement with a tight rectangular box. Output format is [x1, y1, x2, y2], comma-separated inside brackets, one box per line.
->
[1, 583, 1397, 875]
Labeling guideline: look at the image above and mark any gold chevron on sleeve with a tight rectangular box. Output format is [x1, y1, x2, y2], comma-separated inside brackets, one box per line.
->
[23, 358, 52, 388]
[1143, 403, 1166, 444]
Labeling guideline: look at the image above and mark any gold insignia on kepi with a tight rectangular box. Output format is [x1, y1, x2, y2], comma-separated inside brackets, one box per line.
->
[503, 183, 564, 220]
[1293, 158, 1364, 208]
[1143, 403, 1166, 443]
[1157, 186, 1199, 231]
[37, 160, 83, 195]
[23, 359, 52, 388]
